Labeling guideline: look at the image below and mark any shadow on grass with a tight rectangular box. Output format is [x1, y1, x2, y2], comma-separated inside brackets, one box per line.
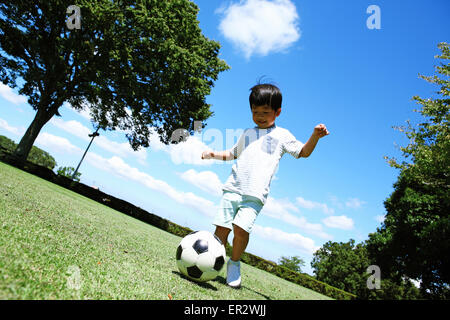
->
[212, 276, 272, 300]
[172, 271, 218, 291]
[241, 286, 272, 300]
[173, 271, 272, 299]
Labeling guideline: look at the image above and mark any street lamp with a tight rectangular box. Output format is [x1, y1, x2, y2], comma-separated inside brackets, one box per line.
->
[72, 126, 100, 180]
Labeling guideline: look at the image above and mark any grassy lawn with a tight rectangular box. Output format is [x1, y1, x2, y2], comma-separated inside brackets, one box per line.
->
[0, 161, 331, 300]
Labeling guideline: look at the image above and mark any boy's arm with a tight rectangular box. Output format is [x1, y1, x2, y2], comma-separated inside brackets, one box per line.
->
[202, 129, 247, 161]
[202, 150, 235, 161]
[299, 124, 329, 158]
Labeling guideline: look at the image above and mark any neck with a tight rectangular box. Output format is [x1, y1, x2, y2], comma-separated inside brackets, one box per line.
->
[257, 123, 276, 130]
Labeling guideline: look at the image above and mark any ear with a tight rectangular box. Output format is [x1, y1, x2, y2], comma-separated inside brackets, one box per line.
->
[275, 108, 281, 117]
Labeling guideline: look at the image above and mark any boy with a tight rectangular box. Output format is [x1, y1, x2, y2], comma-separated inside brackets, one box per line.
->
[201, 83, 329, 288]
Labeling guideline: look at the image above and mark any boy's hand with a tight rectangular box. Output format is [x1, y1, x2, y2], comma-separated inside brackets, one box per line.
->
[201, 150, 214, 160]
[313, 124, 330, 138]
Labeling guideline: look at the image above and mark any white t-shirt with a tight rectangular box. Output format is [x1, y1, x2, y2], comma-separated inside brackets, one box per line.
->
[222, 124, 304, 204]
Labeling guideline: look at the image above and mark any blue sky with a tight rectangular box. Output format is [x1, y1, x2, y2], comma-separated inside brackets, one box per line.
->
[0, 0, 449, 275]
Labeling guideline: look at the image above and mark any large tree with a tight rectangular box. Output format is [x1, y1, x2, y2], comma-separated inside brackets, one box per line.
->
[0, 0, 229, 160]
[367, 42, 449, 299]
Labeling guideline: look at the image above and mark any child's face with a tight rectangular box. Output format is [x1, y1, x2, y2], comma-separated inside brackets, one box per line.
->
[251, 104, 281, 129]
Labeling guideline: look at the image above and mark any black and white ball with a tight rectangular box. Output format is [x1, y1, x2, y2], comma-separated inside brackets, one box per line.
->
[176, 230, 226, 282]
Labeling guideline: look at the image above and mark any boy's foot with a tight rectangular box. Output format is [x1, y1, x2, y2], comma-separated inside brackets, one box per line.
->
[226, 259, 241, 289]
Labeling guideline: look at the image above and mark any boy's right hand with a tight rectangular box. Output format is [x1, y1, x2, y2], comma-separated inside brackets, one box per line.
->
[201, 150, 214, 159]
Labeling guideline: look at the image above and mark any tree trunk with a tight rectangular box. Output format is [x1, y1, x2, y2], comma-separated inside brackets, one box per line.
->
[13, 106, 58, 161]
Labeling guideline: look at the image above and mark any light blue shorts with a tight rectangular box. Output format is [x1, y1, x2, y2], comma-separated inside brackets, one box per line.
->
[213, 191, 264, 234]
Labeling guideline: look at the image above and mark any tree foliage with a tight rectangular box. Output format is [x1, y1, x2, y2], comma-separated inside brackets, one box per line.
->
[57, 166, 81, 182]
[278, 256, 305, 273]
[0, 135, 16, 152]
[367, 42, 449, 299]
[0, 0, 229, 160]
[0, 134, 57, 169]
[311, 240, 421, 299]
[311, 240, 370, 297]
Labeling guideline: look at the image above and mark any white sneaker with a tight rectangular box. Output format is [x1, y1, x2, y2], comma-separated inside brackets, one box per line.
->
[226, 259, 241, 289]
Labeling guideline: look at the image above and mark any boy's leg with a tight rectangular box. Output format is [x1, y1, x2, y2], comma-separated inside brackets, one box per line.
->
[230, 195, 262, 262]
[212, 191, 238, 246]
[214, 225, 231, 247]
[231, 224, 249, 262]
[226, 223, 249, 289]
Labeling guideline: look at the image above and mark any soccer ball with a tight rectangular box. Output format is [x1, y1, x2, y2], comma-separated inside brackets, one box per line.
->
[176, 230, 226, 282]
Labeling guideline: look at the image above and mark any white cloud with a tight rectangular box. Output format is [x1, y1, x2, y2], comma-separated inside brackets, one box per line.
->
[85, 153, 217, 218]
[50, 118, 91, 141]
[50, 118, 147, 164]
[0, 120, 81, 156]
[296, 196, 335, 215]
[329, 195, 366, 210]
[50, 113, 241, 167]
[0, 83, 27, 105]
[262, 197, 331, 239]
[253, 225, 319, 255]
[162, 133, 231, 167]
[35, 132, 82, 155]
[50, 117, 218, 167]
[322, 215, 354, 230]
[217, 0, 301, 59]
[96, 135, 147, 164]
[0, 118, 24, 136]
[345, 198, 366, 209]
[148, 130, 169, 152]
[178, 169, 223, 197]
[76, 107, 92, 121]
[168, 135, 210, 166]
[329, 195, 343, 209]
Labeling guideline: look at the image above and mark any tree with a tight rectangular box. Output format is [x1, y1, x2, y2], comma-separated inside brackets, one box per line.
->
[28, 145, 58, 170]
[0, 0, 229, 160]
[278, 256, 305, 273]
[0, 135, 17, 152]
[311, 240, 371, 297]
[367, 43, 449, 299]
[57, 166, 81, 182]
[0, 134, 57, 169]
[311, 240, 421, 299]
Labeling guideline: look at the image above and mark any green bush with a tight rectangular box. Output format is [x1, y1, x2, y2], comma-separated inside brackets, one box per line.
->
[0, 135, 57, 169]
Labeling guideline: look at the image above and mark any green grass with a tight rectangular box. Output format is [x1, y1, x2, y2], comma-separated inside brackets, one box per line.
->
[0, 161, 331, 300]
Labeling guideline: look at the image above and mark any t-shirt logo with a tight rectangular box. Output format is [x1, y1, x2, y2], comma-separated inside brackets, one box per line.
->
[262, 135, 278, 154]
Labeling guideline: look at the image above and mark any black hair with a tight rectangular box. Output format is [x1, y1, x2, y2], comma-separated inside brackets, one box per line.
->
[249, 83, 282, 111]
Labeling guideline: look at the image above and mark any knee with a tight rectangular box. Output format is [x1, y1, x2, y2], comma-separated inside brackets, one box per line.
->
[215, 226, 231, 237]
[233, 224, 249, 239]
[214, 226, 231, 244]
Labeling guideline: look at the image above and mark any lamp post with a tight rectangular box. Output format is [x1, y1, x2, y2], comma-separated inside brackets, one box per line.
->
[72, 126, 100, 180]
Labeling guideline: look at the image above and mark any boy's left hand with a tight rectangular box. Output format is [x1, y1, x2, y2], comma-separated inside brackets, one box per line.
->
[313, 124, 330, 138]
